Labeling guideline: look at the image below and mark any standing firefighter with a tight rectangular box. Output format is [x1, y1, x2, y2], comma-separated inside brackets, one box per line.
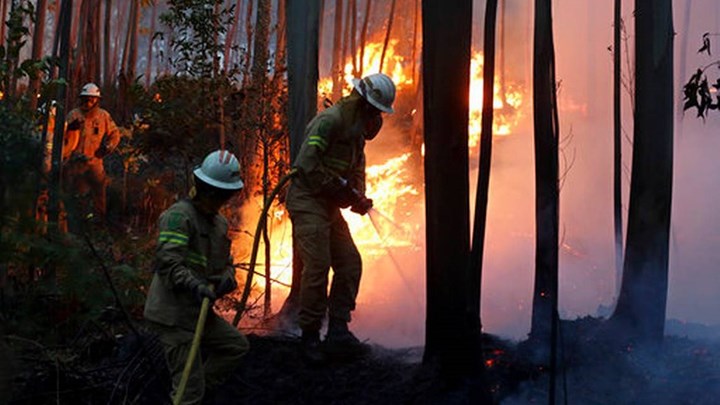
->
[144, 150, 249, 405]
[63, 83, 120, 218]
[286, 73, 396, 361]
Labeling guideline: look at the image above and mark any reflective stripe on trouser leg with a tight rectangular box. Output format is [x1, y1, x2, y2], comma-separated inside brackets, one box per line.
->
[328, 211, 362, 322]
[293, 212, 332, 332]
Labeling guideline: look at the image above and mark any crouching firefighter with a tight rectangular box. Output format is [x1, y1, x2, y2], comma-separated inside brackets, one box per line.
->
[144, 150, 249, 404]
[286, 73, 396, 361]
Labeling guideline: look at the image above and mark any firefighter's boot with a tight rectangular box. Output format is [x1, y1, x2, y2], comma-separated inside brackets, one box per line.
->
[301, 329, 326, 364]
[324, 318, 370, 359]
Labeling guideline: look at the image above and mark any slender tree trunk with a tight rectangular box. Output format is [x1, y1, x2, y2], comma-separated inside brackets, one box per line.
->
[611, 0, 674, 344]
[422, 0, 477, 379]
[0, 0, 7, 46]
[530, 1, 560, 402]
[112, 0, 128, 82]
[330, 0, 344, 101]
[241, 0, 254, 87]
[613, 0, 623, 300]
[126, 0, 140, 81]
[379, 0, 395, 73]
[224, 0, 243, 73]
[677, 0, 692, 137]
[358, 0, 371, 76]
[277, 0, 321, 326]
[48, 0, 74, 231]
[349, 0, 356, 76]
[29, 0, 48, 111]
[411, 0, 419, 84]
[145, 0, 157, 88]
[103, 0, 112, 87]
[469, 0, 497, 341]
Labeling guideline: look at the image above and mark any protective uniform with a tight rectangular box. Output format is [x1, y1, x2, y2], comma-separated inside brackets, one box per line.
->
[144, 198, 248, 405]
[286, 93, 371, 334]
[63, 105, 120, 217]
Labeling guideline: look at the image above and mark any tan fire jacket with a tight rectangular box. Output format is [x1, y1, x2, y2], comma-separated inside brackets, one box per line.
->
[65, 106, 120, 163]
[143, 199, 234, 330]
[286, 96, 367, 214]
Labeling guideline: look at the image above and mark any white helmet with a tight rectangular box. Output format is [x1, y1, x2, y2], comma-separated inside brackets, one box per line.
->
[79, 83, 101, 98]
[193, 150, 244, 190]
[351, 73, 396, 113]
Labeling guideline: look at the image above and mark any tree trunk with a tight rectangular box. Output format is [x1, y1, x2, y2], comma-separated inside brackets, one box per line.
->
[145, 0, 157, 88]
[103, 0, 112, 87]
[613, 0, 623, 300]
[0, 0, 7, 46]
[358, 0, 372, 76]
[241, 0, 254, 87]
[349, 0, 357, 76]
[28, 0, 48, 111]
[421, 0, 475, 378]
[277, 0, 321, 326]
[224, 0, 243, 73]
[379, 0, 395, 73]
[469, 0, 497, 343]
[48, 0, 74, 232]
[611, 0, 674, 344]
[529, 2, 560, 402]
[330, 0, 344, 101]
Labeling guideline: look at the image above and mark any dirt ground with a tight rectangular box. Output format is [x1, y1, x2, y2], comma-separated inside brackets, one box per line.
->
[7, 317, 720, 404]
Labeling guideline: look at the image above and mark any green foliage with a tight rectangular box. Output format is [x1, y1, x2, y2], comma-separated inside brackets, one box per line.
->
[0, 0, 35, 98]
[1, 217, 155, 342]
[683, 33, 720, 119]
[135, 75, 233, 161]
[160, 0, 236, 77]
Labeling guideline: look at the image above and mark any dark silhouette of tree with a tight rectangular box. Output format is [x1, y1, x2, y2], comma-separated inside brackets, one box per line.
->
[613, 0, 624, 298]
[275, 0, 321, 327]
[612, 0, 674, 343]
[422, 0, 477, 380]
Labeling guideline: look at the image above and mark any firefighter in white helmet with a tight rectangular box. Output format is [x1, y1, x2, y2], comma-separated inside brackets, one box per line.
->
[285, 72, 396, 362]
[144, 150, 249, 404]
[63, 83, 121, 219]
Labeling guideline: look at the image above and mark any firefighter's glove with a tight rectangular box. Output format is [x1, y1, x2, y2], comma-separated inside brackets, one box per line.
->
[323, 177, 356, 208]
[208, 269, 237, 297]
[67, 119, 83, 131]
[351, 196, 373, 215]
[94, 144, 109, 159]
[189, 281, 217, 305]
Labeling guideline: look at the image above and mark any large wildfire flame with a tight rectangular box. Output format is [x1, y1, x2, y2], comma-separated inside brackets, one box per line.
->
[232, 40, 525, 320]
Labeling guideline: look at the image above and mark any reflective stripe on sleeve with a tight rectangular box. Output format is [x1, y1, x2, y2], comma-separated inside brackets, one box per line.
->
[307, 135, 328, 151]
[158, 231, 189, 245]
[187, 251, 208, 267]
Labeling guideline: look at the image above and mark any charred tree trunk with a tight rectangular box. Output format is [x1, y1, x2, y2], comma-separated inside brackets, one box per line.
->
[28, 0, 48, 111]
[422, 0, 478, 379]
[330, 0, 344, 101]
[48, 0, 74, 231]
[529, 0, 560, 349]
[0, 0, 7, 46]
[349, 0, 356, 76]
[613, 0, 623, 298]
[103, 0, 112, 87]
[358, 0, 371, 76]
[469, 0, 497, 344]
[611, 0, 674, 344]
[529, 1, 560, 402]
[144, 1, 157, 88]
[277, 0, 321, 326]
[379, 0, 395, 73]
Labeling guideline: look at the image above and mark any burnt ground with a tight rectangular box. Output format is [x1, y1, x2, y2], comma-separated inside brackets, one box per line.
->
[6, 317, 720, 404]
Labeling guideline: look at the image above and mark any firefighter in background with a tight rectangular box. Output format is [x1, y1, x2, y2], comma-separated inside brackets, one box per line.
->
[144, 150, 249, 405]
[63, 83, 120, 218]
[286, 73, 396, 360]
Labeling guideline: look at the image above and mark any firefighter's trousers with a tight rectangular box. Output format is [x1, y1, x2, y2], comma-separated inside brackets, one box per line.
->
[149, 314, 249, 405]
[64, 158, 108, 217]
[291, 208, 362, 332]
